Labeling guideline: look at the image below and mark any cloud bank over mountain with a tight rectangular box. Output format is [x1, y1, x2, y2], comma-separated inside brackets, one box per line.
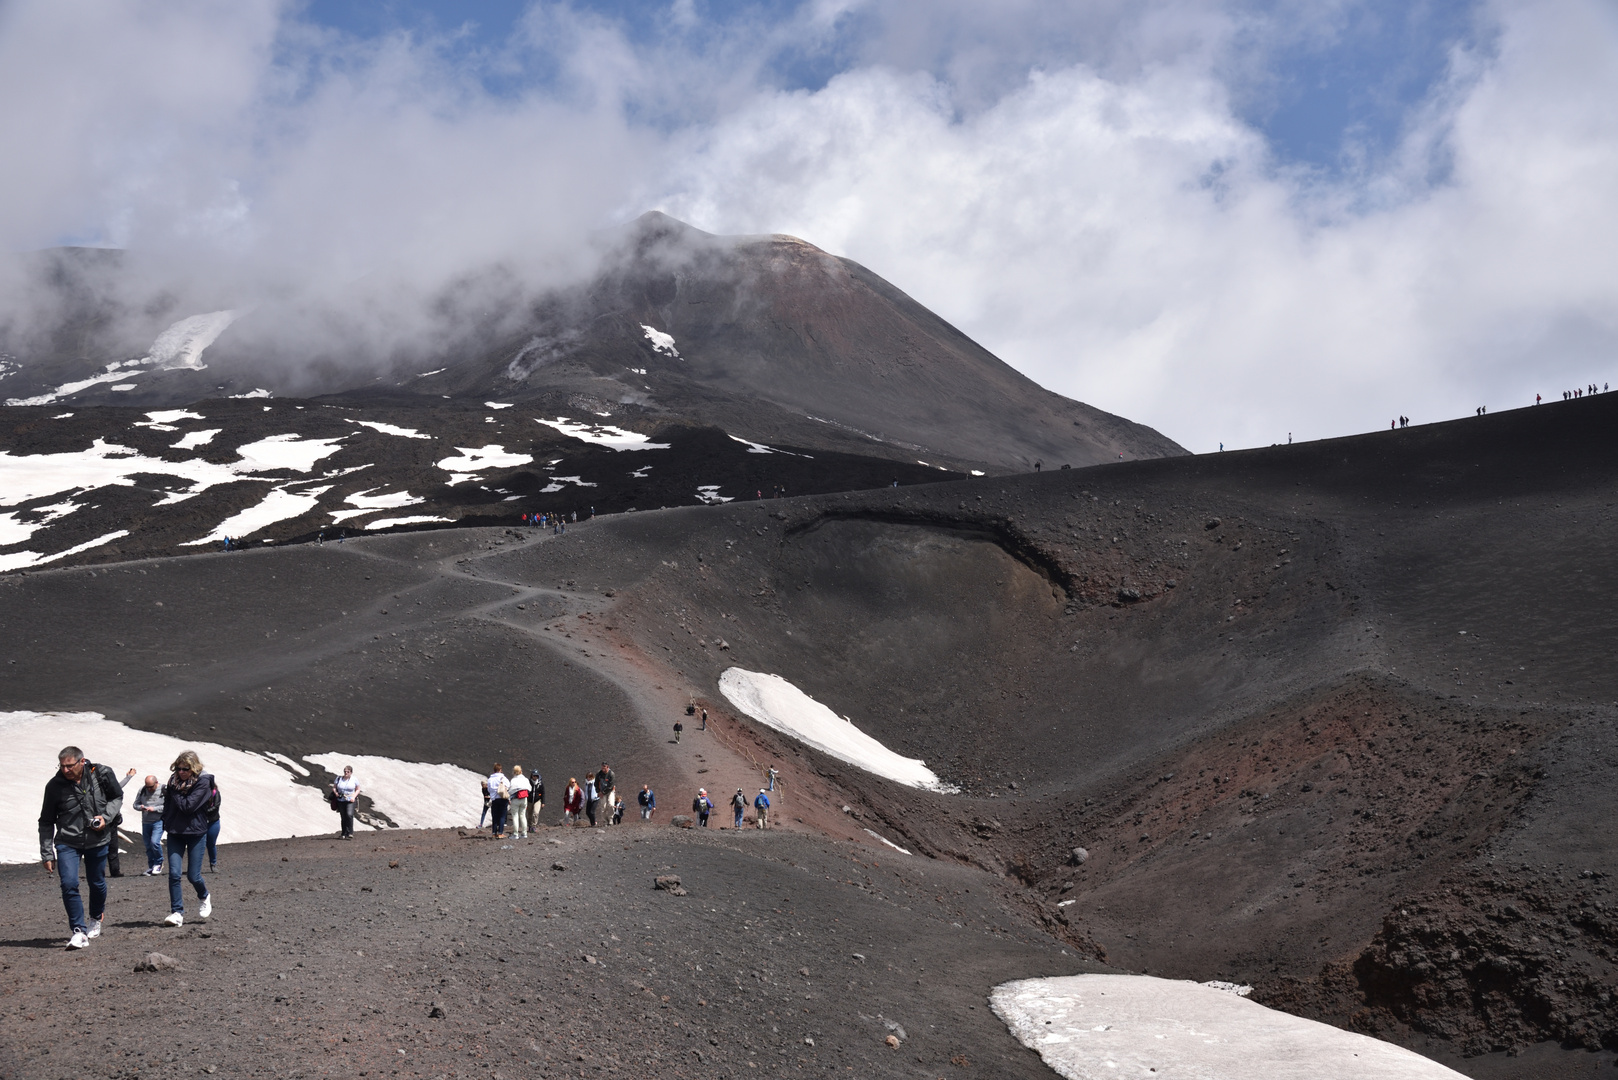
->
[0, 0, 1613, 450]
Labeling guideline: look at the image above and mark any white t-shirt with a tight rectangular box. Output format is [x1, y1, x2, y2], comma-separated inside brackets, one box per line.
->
[487, 772, 508, 799]
[335, 776, 359, 802]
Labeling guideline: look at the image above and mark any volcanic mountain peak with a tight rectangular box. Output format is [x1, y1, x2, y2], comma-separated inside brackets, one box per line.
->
[1, 213, 1184, 475]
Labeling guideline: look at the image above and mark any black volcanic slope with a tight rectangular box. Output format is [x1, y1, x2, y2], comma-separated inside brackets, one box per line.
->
[0, 214, 1185, 474]
[3, 392, 1617, 1079]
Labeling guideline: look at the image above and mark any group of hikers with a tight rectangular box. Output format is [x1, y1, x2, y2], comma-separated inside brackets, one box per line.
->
[474, 759, 777, 836]
[37, 746, 225, 948]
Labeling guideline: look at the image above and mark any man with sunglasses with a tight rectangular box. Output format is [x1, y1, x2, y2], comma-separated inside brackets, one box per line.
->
[38, 746, 125, 950]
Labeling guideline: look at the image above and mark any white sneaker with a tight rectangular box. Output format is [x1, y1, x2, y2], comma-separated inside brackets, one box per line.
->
[86, 919, 102, 939]
[198, 895, 211, 920]
[163, 912, 183, 927]
[66, 931, 89, 949]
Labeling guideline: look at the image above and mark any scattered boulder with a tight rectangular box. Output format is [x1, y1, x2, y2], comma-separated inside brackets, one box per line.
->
[1070, 847, 1090, 865]
[428, 1004, 446, 1019]
[1117, 587, 1142, 603]
[1205, 517, 1221, 529]
[551, 862, 567, 872]
[654, 875, 688, 896]
[884, 1035, 900, 1049]
[134, 952, 179, 972]
[671, 814, 694, 829]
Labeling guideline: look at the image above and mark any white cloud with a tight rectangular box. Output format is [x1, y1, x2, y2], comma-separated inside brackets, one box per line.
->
[0, 0, 1612, 451]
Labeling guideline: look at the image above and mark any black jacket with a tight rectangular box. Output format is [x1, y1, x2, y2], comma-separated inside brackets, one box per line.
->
[162, 772, 217, 837]
[38, 762, 124, 859]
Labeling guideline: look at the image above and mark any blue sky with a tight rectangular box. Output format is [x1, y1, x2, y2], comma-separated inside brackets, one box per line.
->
[1, 0, 1613, 451]
[300, 0, 1487, 176]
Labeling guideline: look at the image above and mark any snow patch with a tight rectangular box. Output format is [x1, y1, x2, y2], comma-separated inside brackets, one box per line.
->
[349, 419, 431, 439]
[329, 488, 423, 522]
[415, 368, 446, 378]
[970, 470, 985, 477]
[436, 445, 532, 485]
[538, 476, 597, 493]
[695, 485, 732, 504]
[366, 515, 451, 530]
[303, 753, 486, 829]
[171, 428, 220, 450]
[641, 325, 679, 358]
[991, 975, 1466, 1080]
[147, 310, 238, 370]
[108, 383, 137, 391]
[0, 712, 490, 861]
[727, 435, 811, 458]
[229, 388, 272, 399]
[863, 829, 912, 855]
[484, 401, 514, 410]
[234, 434, 346, 473]
[534, 417, 669, 451]
[0, 529, 127, 573]
[718, 668, 957, 792]
[180, 485, 331, 546]
[134, 410, 205, 431]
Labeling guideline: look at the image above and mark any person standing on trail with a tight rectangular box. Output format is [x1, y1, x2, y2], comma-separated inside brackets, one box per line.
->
[527, 772, 545, 833]
[583, 775, 599, 827]
[160, 751, 212, 927]
[133, 775, 165, 875]
[509, 767, 531, 839]
[595, 763, 615, 827]
[204, 777, 222, 869]
[767, 767, 779, 792]
[693, 788, 712, 827]
[562, 778, 584, 825]
[731, 788, 747, 829]
[39, 745, 124, 949]
[333, 765, 360, 839]
[487, 764, 510, 839]
[105, 767, 137, 877]
[478, 781, 491, 829]
[638, 784, 656, 820]
[673, 719, 683, 743]
[700, 708, 708, 731]
[754, 789, 771, 829]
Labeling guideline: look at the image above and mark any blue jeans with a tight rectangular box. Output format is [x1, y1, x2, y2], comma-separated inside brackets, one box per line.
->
[54, 843, 108, 934]
[142, 820, 165, 869]
[206, 819, 221, 866]
[166, 833, 209, 914]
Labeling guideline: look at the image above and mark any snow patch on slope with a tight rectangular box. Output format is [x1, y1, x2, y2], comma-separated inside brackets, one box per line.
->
[641, 325, 680, 358]
[718, 668, 957, 793]
[991, 975, 1465, 1080]
[535, 417, 669, 451]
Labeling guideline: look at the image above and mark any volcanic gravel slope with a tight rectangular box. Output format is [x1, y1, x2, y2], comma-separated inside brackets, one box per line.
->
[0, 827, 1092, 1080]
[4, 392, 1617, 1078]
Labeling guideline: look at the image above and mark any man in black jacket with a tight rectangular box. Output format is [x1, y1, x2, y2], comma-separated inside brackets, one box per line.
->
[38, 746, 124, 950]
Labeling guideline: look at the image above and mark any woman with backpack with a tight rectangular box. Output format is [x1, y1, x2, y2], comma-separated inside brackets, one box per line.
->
[161, 751, 213, 927]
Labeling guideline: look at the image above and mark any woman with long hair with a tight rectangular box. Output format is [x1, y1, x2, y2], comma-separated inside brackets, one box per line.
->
[160, 751, 212, 927]
[562, 778, 583, 825]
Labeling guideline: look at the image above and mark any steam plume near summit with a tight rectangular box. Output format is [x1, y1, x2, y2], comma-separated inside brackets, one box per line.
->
[0, 0, 1615, 448]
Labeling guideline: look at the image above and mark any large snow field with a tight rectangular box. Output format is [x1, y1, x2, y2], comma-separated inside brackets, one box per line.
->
[991, 974, 1466, 1079]
[2, 712, 487, 863]
[436, 444, 533, 484]
[718, 668, 958, 793]
[329, 487, 423, 523]
[535, 417, 670, 451]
